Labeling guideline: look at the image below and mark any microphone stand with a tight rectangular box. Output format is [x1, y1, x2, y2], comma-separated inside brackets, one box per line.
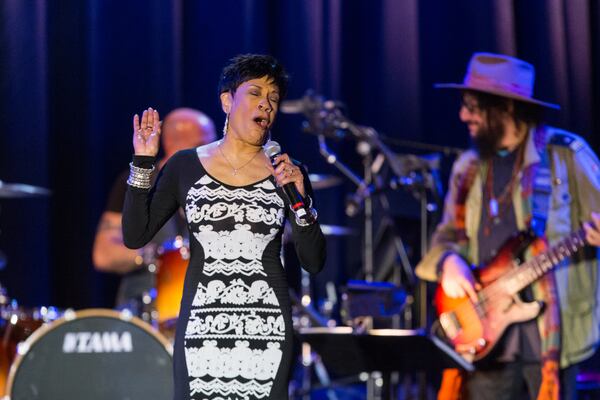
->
[312, 102, 443, 328]
[359, 142, 374, 282]
[290, 94, 446, 399]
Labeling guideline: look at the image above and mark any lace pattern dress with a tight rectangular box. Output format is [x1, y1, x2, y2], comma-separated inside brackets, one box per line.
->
[122, 148, 326, 400]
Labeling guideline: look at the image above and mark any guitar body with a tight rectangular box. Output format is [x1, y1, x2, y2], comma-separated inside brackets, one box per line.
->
[434, 230, 544, 361]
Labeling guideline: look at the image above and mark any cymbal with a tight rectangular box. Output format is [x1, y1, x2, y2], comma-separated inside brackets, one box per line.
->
[320, 224, 356, 236]
[0, 181, 51, 198]
[309, 174, 342, 190]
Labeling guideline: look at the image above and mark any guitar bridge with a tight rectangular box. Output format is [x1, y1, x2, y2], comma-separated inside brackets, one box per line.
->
[439, 312, 461, 339]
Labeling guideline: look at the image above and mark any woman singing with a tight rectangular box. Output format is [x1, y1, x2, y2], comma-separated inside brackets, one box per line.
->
[122, 54, 326, 399]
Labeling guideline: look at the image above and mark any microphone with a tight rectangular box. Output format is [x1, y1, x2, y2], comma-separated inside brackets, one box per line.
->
[263, 140, 316, 225]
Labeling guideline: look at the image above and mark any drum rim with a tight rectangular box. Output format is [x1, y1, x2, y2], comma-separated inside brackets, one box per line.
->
[5, 308, 173, 396]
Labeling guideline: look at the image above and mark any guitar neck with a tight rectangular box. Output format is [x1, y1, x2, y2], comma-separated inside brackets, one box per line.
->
[499, 227, 587, 294]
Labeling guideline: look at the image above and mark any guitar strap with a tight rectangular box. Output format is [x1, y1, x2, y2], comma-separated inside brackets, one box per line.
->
[530, 127, 562, 400]
[531, 127, 553, 237]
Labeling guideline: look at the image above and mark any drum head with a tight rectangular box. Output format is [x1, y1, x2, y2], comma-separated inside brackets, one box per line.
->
[7, 309, 173, 400]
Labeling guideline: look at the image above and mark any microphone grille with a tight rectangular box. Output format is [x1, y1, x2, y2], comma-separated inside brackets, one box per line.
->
[263, 140, 281, 158]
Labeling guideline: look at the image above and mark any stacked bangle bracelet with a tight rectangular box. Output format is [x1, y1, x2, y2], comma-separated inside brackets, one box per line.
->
[126, 162, 155, 189]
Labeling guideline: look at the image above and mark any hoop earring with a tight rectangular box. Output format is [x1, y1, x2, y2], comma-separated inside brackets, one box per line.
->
[222, 113, 229, 136]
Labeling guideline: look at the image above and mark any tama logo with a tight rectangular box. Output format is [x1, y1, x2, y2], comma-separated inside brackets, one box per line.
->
[62, 331, 133, 353]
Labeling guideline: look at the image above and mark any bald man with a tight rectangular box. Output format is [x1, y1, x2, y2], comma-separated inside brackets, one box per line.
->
[93, 108, 216, 312]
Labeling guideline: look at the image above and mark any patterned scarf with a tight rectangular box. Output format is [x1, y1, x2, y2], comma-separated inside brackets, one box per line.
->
[438, 128, 560, 400]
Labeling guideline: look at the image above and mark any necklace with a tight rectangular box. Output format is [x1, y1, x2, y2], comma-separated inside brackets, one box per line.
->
[483, 144, 524, 236]
[218, 141, 262, 176]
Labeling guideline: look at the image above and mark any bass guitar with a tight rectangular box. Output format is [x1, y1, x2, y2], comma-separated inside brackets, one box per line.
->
[434, 225, 588, 362]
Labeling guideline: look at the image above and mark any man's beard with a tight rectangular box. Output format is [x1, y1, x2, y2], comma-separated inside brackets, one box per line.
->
[470, 120, 504, 160]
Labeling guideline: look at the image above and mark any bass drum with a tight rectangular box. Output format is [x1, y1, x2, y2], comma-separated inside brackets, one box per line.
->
[6, 309, 173, 400]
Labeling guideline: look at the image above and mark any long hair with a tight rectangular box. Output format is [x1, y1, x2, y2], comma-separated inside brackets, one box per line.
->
[464, 90, 544, 158]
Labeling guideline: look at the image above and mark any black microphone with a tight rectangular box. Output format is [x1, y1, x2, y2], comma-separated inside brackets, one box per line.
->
[263, 140, 316, 224]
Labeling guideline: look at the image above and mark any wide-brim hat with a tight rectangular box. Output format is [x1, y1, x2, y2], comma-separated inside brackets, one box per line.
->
[434, 52, 560, 109]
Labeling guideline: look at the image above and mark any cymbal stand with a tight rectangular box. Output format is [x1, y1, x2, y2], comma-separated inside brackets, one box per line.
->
[317, 135, 376, 281]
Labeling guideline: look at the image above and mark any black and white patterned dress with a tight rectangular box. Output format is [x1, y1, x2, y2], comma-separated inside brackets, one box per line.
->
[123, 148, 326, 400]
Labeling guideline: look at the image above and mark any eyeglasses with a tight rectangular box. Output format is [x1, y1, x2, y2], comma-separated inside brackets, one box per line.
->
[461, 99, 481, 114]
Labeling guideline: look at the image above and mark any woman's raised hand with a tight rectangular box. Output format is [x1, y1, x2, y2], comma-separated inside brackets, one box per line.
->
[132, 107, 161, 156]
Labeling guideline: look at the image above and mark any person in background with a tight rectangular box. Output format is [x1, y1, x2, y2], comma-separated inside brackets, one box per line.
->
[93, 108, 216, 314]
[416, 53, 600, 399]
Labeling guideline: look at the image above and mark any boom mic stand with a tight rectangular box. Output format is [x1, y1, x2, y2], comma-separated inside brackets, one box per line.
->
[283, 92, 445, 399]
[304, 98, 430, 289]
[317, 136, 376, 281]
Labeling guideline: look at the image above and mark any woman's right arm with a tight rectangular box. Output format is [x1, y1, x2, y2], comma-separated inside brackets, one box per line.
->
[122, 108, 179, 248]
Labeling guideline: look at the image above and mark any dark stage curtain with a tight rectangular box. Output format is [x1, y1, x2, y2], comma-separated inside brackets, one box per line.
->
[1, 0, 599, 309]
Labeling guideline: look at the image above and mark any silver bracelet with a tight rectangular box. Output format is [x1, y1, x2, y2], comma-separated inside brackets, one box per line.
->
[295, 207, 318, 226]
[127, 162, 155, 189]
[293, 195, 318, 226]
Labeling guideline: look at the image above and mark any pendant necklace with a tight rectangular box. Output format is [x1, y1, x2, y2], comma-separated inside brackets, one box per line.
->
[483, 145, 524, 235]
[218, 140, 261, 176]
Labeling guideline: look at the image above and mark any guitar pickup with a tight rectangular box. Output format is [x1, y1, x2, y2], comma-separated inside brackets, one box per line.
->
[439, 311, 461, 339]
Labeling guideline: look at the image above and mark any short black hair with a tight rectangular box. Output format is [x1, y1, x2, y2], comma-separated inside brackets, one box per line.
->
[218, 54, 289, 99]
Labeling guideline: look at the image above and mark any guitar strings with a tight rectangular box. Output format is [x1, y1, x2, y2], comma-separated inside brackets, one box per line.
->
[441, 229, 585, 329]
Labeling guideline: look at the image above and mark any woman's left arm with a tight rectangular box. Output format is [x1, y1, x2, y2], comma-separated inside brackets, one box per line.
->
[288, 165, 326, 274]
[272, 155, 326, 274]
